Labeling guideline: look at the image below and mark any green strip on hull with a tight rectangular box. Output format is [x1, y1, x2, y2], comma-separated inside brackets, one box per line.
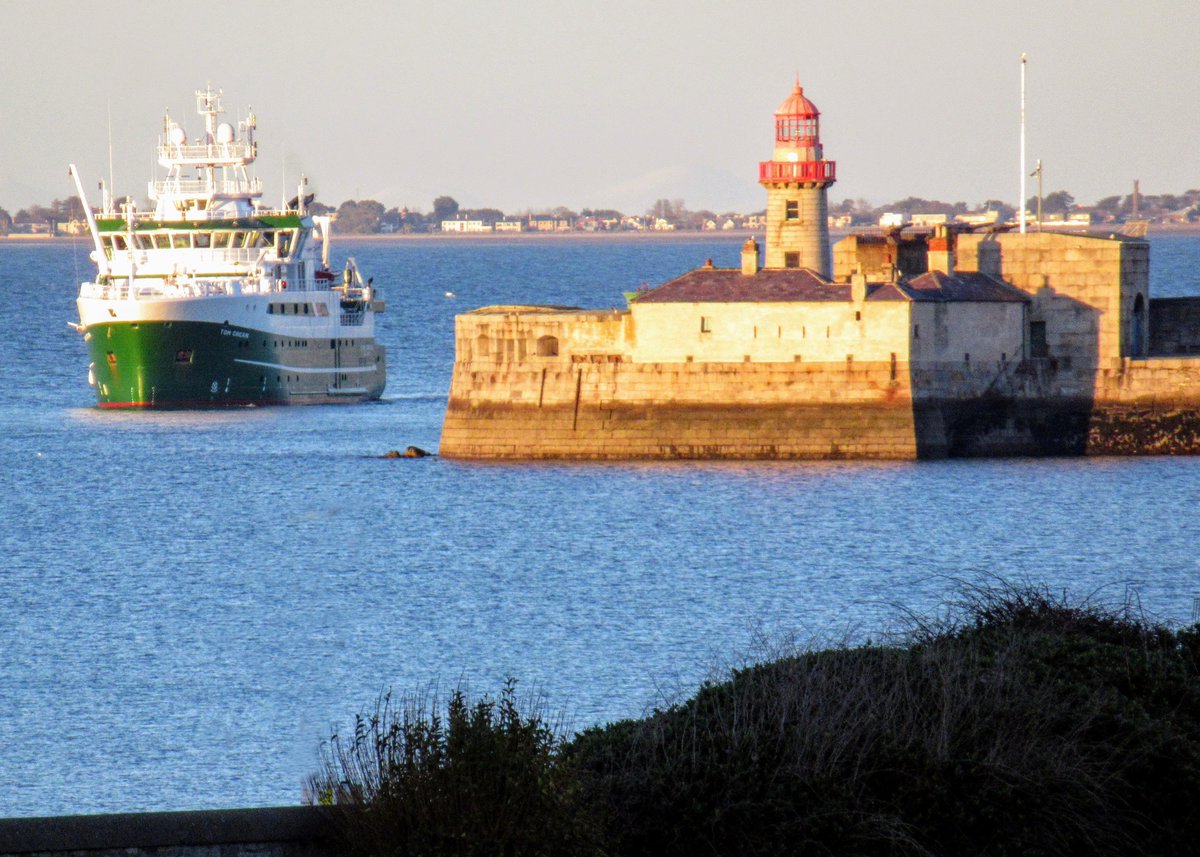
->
[83, 320, 386, 408]
[95, 214, 307, 232]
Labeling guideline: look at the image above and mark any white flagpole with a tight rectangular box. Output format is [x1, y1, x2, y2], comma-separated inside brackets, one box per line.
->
[1020, 53, 1028, 234]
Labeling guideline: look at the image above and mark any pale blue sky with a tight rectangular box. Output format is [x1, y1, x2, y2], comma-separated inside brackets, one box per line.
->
[2, 0, 1197, 214]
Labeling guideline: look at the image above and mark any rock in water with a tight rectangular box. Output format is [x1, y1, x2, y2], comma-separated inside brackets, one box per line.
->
[403, 446, 430, 458]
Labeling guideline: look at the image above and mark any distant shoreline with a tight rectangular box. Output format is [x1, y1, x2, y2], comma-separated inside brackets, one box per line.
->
[6, 222, 1200, 247]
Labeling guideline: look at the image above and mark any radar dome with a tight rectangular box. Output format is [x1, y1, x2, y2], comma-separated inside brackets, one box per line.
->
[216, 122, 234, 144]
[168, 125, 186, 146]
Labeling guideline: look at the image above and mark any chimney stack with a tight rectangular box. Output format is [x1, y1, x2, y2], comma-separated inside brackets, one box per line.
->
[741, 237, 760, 276]
[851, 270, 867, 305]
[927, 224, 955, 274]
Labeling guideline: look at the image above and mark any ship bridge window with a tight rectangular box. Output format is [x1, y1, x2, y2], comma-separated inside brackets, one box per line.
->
[243, 231, 260, 248]
[153, 234, 171, 249]
[99, 236, 114, 259]
[212, 232, 231, 249]
[112, 235, 128, 251]
[194, 232, 211, 249]
[257, 230, 275, 249]
[171, 234, 190, 249]
[134, 234, 153, 250]
[277, 230, 293, 257]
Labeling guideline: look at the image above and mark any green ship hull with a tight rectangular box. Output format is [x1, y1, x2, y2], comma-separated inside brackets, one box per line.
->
[84, 320, 386, 408]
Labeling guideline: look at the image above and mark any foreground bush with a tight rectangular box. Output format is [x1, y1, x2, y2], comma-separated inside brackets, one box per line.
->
[313, 585, 1200, 856]
[309, 680, 598, 856]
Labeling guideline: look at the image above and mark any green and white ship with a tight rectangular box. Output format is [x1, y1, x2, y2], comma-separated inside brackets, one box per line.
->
[71, 85, 386, 408]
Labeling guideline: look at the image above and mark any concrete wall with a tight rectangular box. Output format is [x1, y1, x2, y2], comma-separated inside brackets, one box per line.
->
[441, 333, 1200, 460]
[628, 300, 913, 364]
[956, 232, 1149, 366]
[1149, 297, 1200, 355]
[455, 307, 631, 366]
[442, 359, 924, 459]
[0, 807, 336, 857]
[832, 235, 928, 282]
[909, 302, 1026, 366]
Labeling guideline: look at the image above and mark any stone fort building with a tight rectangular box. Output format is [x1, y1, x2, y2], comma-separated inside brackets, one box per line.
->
[440, 81, 1200, 460]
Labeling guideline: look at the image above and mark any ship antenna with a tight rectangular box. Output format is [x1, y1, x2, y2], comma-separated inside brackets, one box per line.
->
[107, 97, 115, 215]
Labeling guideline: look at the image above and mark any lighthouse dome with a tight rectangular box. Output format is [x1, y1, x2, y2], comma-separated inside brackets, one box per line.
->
[776, 82, 819, 118]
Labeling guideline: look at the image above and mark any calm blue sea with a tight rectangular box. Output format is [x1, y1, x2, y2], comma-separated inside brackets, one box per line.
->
[2, 233, 1200, 818]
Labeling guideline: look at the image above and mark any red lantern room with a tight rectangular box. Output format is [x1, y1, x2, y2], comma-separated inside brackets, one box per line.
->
[775, 81, 821, 151]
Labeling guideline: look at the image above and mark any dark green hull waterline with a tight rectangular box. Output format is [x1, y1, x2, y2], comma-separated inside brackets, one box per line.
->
[84, 320, 386, 408]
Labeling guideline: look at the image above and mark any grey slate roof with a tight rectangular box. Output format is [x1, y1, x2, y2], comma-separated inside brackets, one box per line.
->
[635, 267, 1028, 304]
[898, 270, 1029, 303]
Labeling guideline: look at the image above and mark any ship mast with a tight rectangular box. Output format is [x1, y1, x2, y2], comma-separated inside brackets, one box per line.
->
[150, 84, 262, 221]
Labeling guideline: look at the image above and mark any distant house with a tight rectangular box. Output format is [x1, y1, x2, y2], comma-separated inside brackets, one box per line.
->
[530, 217, 573, 232]
[878, 212, 906, 227]
[621, 215, 646, 231]
[955, 211, 1001, 226]
[743, 215, 766, 229]
[494, 219, 524, 232]
[702, 219, 718, 231]
[55, 219, 89, 236]
[828, 213, 853, 229]
[442, 220, 490, 233]
[721, 218, 737, 230]
[652, 218, 676, 231]
[910, 213, 948, 227]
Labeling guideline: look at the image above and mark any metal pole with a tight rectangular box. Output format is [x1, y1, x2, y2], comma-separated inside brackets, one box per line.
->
[1019, 53, 1027, 234]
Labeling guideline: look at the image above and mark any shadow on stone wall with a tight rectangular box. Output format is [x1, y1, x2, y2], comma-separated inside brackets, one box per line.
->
[910, 274, 1102, 458]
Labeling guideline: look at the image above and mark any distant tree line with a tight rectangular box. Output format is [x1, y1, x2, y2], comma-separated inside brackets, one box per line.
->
[5, 187, 1200, 236]
[831, 188, 1200, 226]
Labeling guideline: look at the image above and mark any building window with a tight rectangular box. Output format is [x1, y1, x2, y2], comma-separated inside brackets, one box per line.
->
[785, 200, 799, 220]
[914, 324, 920, 339]
[784, 252, 800, 268]
[700, 316, 712, 333]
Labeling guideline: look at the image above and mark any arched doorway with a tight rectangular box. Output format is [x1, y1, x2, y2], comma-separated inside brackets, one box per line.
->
[1131, 294, 1145, 356]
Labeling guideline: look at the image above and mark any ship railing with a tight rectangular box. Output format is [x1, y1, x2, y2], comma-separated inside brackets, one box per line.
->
[95, 206, 301, 223]
[340, 311, 366, 326]
[149, 177, 264, 197]
[112, 248, 269, 266]
[157, 142, 257, 162]
[81, 279, 244, 300]
[80, 274, 323, 301]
